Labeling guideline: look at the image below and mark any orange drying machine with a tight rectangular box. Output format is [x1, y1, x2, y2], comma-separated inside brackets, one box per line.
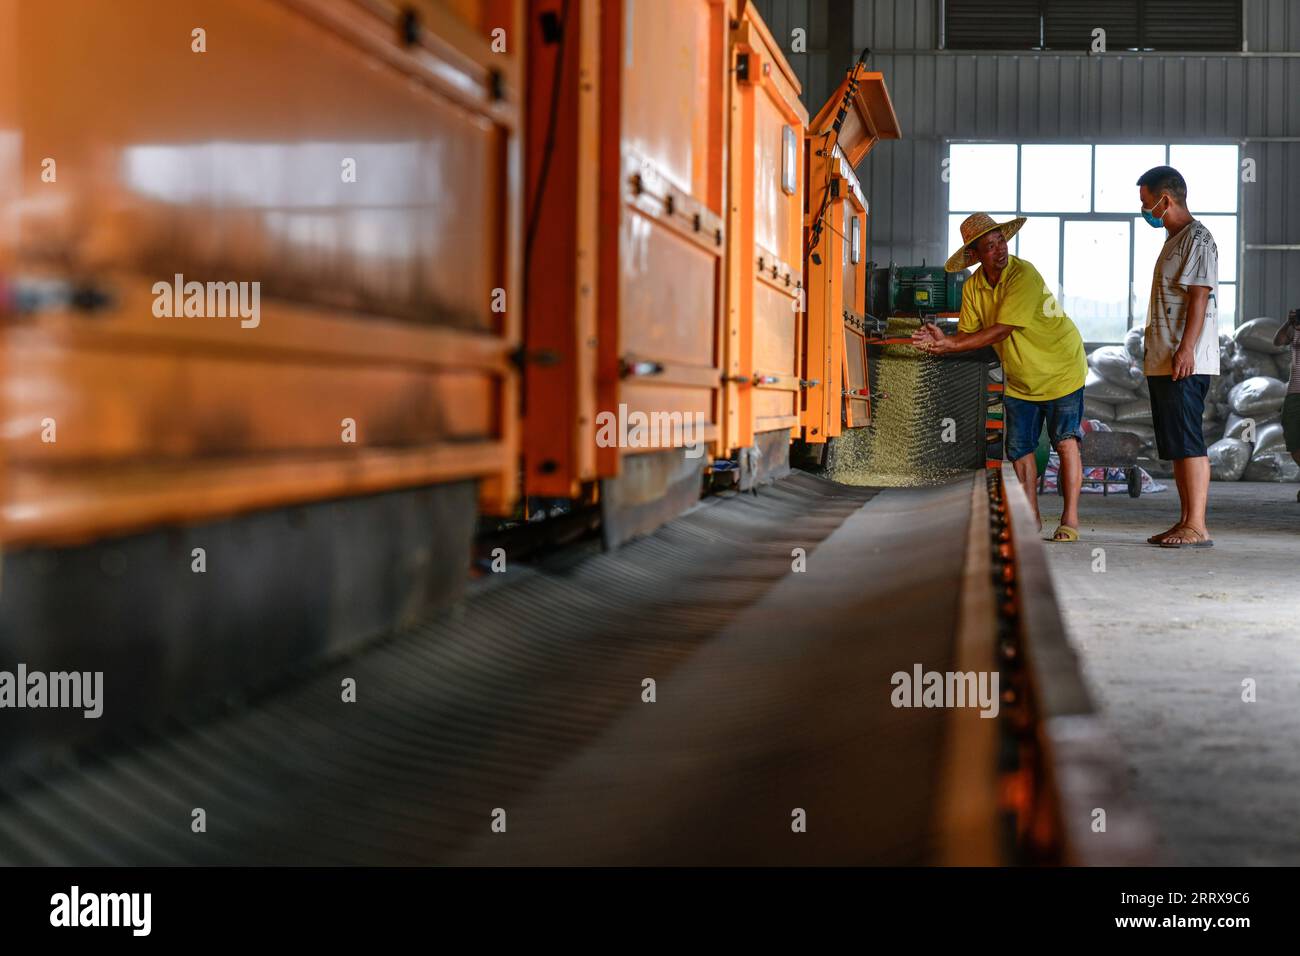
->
[0, 0, 526, 735]
[0, 0, 524, 548]
[722, 0, 809, 487]
[523, 0, 729, 539]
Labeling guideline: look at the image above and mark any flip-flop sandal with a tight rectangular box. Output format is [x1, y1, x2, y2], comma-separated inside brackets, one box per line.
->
[1050, 525, 1079, 542]
[1159, 527, 1214, 549]
[1148, 524, 1190, 545]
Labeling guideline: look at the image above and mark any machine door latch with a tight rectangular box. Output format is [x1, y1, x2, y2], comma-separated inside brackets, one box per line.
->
[2, 277, 116, 318]
[399, 7, 422, 46]
[510, 346, 561, 369]
[620, 359, 664, 378]
[722, 373, 781, 386]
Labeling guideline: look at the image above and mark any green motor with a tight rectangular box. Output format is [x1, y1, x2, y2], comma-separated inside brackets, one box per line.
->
[868, 264, 967, 319]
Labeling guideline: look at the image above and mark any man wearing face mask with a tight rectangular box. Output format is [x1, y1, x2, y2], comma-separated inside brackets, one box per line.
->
[1136, 166, 1220, 548]
[913, 213, 1087, 542]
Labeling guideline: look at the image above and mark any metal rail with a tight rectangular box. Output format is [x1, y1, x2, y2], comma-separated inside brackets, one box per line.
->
[993, 464, 1157, 865]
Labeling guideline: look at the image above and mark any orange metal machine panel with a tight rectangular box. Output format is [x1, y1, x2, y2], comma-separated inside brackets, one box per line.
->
[724, 0, 808, 453]
[524, 0, 728, 497]
[802, 63, 900, 443]
[839, 180, 871, 429]
[0, 0, 522, 546]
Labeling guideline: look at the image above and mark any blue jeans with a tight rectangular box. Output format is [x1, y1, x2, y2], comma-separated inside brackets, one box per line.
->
[1004, 387, 1085, 461]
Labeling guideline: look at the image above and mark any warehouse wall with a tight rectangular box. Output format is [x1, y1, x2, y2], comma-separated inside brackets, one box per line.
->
[754, 0, 1300, 324]
[858, 0, 1299, 51]
[751, 0, 855, 114]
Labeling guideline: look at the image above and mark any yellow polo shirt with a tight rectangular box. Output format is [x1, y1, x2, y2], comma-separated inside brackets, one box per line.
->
[958, 255, 1087, 402]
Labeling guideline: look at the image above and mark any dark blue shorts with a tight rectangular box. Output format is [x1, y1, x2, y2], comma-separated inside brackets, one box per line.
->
[1004, 387, 1085, 461]
[1283, 394, 1300, 453]
[1148, 374, 1210, 460]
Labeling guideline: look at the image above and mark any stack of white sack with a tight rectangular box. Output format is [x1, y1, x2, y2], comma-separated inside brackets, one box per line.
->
[1079, 318, 1297, 483]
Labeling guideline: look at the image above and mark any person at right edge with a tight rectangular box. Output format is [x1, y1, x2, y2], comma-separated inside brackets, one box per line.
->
[1275, 308, 1300, 500]
[1138, 166, 1219, 548]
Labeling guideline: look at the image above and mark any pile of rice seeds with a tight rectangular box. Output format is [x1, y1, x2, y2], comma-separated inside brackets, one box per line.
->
[829, 317, 986, 488]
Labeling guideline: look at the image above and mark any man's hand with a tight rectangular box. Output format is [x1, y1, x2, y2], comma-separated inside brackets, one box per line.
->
[1171, 343, 1196, 381]
[911, 322, 948, 354]
[913, 320, 1011, 355]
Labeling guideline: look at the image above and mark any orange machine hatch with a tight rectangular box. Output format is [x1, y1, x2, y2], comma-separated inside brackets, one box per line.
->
[723, 0, 809, 466]
[808, 65, 902, 164]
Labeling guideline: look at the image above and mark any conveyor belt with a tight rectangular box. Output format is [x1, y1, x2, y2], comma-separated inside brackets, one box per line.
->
[456, 477, 976, 865]
[0, 466, 1155, 866]
[0, 474, 872, 863]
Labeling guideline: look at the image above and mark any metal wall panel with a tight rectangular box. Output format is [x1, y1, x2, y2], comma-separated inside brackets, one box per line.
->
[854, 0, 934, 50]
[1247, 0, 1300, 52]
[752, 0, 856, 112]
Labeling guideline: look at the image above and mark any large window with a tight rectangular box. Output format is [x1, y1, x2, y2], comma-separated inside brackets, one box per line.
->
[947, 143, 1239, 343]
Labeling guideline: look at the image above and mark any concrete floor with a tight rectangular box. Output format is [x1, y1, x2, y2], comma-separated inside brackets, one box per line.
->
[1041, 480, 1300, 865]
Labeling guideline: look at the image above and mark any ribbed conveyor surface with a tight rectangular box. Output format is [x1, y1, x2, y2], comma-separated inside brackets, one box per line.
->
[0, 471, 978, 865]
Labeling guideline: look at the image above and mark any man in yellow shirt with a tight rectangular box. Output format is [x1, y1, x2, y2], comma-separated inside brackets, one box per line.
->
[912, 213, 1088, 541]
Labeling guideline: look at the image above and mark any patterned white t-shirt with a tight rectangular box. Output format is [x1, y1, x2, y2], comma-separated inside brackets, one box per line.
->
[1144, 219, 1220, 377]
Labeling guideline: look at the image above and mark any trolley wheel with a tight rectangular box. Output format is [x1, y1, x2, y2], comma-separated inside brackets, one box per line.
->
[1127, 466, 1142, 498]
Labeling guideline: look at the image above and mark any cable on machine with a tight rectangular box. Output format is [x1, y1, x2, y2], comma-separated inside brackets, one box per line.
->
[806, 46, 870, 266]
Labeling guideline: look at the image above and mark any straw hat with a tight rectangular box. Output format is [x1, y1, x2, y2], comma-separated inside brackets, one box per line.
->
[944, 212, 1027, 273]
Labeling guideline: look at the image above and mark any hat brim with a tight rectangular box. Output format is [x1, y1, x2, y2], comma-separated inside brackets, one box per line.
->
[944, 216, 1027, 273]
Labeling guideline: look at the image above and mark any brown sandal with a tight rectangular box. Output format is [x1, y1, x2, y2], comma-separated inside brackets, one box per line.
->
[1147, 525, 1182, 545]
[1159, 525, 1214, 549]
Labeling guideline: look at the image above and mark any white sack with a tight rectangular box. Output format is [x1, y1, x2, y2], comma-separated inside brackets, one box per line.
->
[1088, 345, 1144, 389]
[1244, 451, 1300, 482]
[1208, 437, 1252, 481]
[1084, 370, 1137, 403]
[1229, 376, 1287, 417]
[1115, 398, 1152, 423]
[1234, 317, 1288, 356]
[1084, 398, 1117, 421]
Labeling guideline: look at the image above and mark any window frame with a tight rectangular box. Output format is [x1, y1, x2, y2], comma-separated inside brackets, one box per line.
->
[946, 140, 1242, 346]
